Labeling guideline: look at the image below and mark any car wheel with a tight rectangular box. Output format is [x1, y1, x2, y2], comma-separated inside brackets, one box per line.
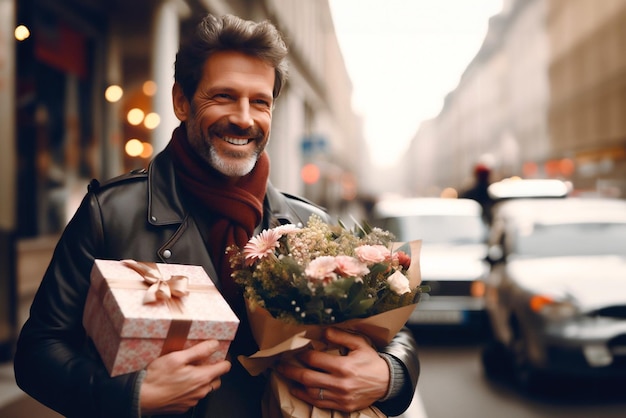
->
[481, 339, 512, 379]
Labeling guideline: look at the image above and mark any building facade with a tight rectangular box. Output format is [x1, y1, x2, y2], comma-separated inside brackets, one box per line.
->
[548, 0, 626, 196]
[404, 0, 626, 198]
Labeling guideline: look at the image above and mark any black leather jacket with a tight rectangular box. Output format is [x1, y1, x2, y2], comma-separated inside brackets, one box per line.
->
[14, 149, 419, 418]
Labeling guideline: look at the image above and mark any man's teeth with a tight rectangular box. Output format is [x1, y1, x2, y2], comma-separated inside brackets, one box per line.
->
[223, 136, 250, 145]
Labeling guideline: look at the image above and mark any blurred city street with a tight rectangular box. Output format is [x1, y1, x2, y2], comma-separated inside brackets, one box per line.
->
[0, 236, 428, 418]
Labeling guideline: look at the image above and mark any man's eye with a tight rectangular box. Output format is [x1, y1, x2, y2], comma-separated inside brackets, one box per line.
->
[252, 99, 271, 107]
[214, 93, 233, 100]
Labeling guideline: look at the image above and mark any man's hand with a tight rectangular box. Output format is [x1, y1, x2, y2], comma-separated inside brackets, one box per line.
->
[276, 327, 390, 412]
[139, 339, 231, 415]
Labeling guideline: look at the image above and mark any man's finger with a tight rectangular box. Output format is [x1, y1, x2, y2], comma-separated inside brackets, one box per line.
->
[179, 339, 220, 364]
[325, 328, 371, 351]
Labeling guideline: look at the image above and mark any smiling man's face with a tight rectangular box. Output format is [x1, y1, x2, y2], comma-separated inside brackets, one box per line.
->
[173, 50, 275, 178]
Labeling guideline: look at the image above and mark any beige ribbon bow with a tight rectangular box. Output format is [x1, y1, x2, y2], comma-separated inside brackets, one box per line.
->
[121, 259, 189, 304]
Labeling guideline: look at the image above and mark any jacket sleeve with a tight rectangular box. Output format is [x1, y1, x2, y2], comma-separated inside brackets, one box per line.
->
[13, 191, 141, 418]
[376, 326, 420, 416]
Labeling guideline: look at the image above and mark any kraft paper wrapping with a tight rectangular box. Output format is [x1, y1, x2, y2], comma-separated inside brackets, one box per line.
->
[239, 240, 421, 418]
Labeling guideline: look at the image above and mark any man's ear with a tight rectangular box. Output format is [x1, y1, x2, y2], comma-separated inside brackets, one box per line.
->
[172, 82, 190, 121]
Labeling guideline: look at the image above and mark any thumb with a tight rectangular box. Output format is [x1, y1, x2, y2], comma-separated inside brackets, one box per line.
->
[180, 339, 220, 365]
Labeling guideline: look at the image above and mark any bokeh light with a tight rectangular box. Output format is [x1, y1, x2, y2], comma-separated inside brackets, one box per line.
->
[14, 25, 30, 41]
[143, 80, 157, 96]
[144, 112, 160, 129]
[559, 158, 575, 177]
[140, 142, 154, 159]
[125, 139, 144, 157]
[440, 187, 459, 198]
[105, 85, 123, 102]
[127, 108, 145, 125]
[301, 163, 321, 184]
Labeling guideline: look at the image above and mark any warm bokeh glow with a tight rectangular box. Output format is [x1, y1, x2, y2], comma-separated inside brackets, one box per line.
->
[522, 161, 538, 178]
[105, 85, 123, 103]
[142, 80, 158, 96]
[127, 108, 145, 125]
[440, 187, 459, 198]
[559, 158, 575, 177]
[301, 163, 321, 184]
[140, 142, 154, 159]
[144, 112, 161, 129]
[14, 25, 30, 41]
[341, 173, 358, 200]
[125, 139, 144, 157]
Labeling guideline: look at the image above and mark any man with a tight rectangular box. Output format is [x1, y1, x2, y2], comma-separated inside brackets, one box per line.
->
[460, 164, 494, 224]
[14, 14, 419, 417]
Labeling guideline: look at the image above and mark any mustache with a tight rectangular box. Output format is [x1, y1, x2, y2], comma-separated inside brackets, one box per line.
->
[209, 119, 264, 140]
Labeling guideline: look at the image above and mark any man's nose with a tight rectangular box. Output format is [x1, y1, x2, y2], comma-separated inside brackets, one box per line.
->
[229, 99, 254, 129]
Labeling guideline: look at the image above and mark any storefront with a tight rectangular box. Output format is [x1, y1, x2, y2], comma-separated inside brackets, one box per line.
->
[16, 1, 96, 235]
[1, 0, 186, 360]
[13, 0, 185, 237]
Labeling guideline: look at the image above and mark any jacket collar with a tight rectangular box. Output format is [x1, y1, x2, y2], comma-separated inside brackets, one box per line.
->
[147, 150, 187, 226]
[263, 181, 299, 227]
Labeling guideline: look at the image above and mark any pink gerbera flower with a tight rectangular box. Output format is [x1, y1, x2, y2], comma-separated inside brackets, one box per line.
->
[244, 229, 281, 264]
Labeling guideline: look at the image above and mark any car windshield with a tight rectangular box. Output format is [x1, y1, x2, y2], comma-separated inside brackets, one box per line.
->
[382, 215, 487, 244]
[514, 222, 626, 256]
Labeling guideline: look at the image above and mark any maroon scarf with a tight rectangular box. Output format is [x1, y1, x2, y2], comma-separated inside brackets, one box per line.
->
[167, 124, 269, 309]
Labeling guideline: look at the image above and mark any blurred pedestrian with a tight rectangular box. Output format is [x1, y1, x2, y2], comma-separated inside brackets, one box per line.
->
[13, 13, 420, 418]
[460, 164, 494, 224]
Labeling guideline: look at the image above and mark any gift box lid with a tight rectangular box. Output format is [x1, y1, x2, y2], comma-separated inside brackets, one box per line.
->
[90, 259, 239, 340]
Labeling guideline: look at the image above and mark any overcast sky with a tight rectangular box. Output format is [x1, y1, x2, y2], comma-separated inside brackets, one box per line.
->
[328, 0, 503, 168]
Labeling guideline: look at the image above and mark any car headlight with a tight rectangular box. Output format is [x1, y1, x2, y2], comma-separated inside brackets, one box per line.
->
[529, 294, 578, 320]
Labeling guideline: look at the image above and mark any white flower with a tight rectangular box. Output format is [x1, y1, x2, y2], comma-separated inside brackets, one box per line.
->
[387, 270, 411, 295]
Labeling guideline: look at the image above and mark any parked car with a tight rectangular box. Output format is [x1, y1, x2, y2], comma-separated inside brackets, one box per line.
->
[372, 197, 490, 334]
[481, 197, 626, 391]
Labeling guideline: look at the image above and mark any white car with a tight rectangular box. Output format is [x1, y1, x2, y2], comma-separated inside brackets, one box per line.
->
[481, 197, 626, 391]
[372, 198, 490, 333]
[487, 178, 571, 200]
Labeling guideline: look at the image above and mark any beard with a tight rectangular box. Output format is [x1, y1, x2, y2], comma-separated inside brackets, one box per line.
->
[185, 115, 267, 178]
[208, 145, 258, 177]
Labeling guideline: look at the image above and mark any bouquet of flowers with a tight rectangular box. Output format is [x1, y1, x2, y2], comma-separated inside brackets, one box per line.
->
[229, 214, 423, 417]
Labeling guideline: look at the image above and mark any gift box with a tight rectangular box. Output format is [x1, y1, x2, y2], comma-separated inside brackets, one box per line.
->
[83, 259, 239, 377]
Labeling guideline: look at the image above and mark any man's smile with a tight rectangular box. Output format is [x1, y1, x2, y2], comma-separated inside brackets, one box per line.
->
[222, 136, 252, 145]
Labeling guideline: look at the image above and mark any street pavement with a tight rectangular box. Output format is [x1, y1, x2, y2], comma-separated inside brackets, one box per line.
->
[0, 235, 427, 418]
